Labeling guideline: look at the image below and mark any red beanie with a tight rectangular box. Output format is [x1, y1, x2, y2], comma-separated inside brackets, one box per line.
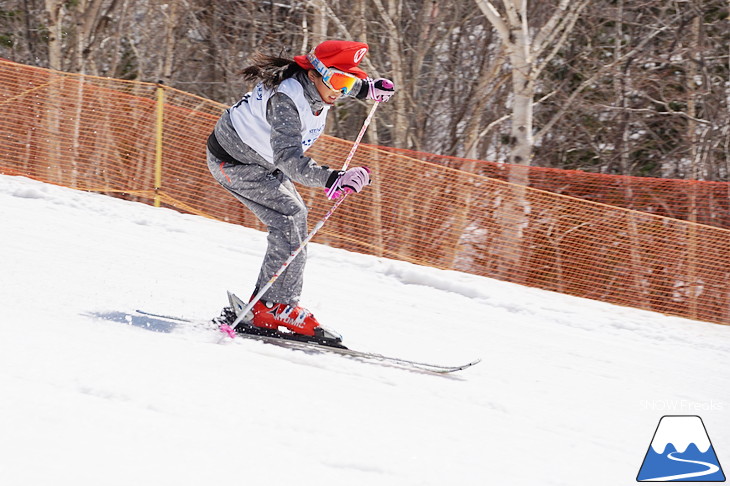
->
[294, 40, 369, 79]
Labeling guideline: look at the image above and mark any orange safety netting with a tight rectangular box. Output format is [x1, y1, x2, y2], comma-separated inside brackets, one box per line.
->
[2, 59, 729, 326]
[379, 146, 730, 230]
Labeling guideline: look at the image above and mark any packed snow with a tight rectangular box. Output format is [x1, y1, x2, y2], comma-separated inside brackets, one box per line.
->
[1, 174, 728, 485]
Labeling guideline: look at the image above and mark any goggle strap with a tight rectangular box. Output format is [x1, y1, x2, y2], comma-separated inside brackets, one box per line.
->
[306, 51, 356, 94]
[307, 52, 329, 79]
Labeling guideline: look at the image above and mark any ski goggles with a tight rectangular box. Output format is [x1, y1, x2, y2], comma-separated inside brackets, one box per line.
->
[307, 52, 359, 95]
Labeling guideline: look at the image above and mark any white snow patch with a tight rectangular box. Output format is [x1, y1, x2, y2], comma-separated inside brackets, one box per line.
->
[1, 174, 729, 485]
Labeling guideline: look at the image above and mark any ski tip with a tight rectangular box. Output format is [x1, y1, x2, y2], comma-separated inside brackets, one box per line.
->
[461, 358, 482, 370]
[433, 358, 482, 374]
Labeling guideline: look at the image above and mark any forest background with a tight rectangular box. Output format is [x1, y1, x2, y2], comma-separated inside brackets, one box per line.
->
[0, 0, 728, 181]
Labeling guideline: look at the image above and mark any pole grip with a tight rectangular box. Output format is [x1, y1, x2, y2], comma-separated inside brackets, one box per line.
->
[326, 101, 379, 199]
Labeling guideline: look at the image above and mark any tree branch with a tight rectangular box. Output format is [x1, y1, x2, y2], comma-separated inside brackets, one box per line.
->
[535, 22, 676, 143]
[464, 114, 510, 156]
[532, 0, 571, 55]
[473, 0, 510, 44]
[596, 103, 712, 125]
[532, 0, 590, 79]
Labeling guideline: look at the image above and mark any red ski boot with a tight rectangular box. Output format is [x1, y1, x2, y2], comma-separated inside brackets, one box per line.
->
[250, 300, 321, 336]
[221, 292, 344, 347]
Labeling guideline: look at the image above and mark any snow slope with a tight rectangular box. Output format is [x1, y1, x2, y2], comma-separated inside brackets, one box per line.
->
[1, 174, 728, 485]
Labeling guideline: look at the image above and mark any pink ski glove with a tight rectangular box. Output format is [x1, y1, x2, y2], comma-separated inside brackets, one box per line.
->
[367, 78, 395, 103]
[327, 167, 371, 198]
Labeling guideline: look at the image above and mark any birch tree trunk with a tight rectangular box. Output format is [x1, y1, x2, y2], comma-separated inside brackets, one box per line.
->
[610, 0, 651, 310]
[41, 0, 65, 185]
[372, 0, 407, 148]
[159, 1, 180, 84]
[686, 12, 701, 319]
[44, 0, 64, 71]
[311, 0, 328, 45]
[73, 0, 105, 74]
[473, 0, 589, 278]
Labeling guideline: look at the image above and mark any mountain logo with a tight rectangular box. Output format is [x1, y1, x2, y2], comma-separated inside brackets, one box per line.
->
[637, 415, 725, 482]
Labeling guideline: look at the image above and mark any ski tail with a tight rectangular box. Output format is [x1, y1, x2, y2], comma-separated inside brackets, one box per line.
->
[227, 291, 249, 319]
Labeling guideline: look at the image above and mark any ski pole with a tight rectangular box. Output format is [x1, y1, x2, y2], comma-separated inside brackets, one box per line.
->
[223, 193, 350, 334]
[325, 101, 379, 199]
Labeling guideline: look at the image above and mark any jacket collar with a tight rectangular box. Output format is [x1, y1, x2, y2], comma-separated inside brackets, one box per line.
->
[295, 70, 326, 114]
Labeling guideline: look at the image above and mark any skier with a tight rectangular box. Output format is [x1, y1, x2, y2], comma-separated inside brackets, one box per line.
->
[206, 40, 395, 340]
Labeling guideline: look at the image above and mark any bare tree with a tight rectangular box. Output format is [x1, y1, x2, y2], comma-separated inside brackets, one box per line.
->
[468, 0, 588, 277]
[473, 0, 589, 168]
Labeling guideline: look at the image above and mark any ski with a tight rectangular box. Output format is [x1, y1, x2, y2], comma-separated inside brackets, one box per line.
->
[230, 330, 481, 374]
[133, 308, 480, 375]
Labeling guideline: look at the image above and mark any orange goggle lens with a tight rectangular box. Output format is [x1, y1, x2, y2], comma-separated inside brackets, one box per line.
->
[322, 70, 358, 94]
[307, 52, 359, 95]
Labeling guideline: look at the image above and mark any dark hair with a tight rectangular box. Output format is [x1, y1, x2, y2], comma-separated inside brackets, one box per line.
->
[242, 53, 309, 89]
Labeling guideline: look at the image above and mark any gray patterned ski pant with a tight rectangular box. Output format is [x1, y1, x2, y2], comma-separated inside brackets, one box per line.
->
[206, 154, 308, 305]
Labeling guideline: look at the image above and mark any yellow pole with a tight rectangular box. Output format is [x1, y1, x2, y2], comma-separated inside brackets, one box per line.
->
[154, 83, 164, 207]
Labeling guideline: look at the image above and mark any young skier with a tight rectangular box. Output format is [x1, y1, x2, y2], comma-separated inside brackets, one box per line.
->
[206, 40, 395, 340]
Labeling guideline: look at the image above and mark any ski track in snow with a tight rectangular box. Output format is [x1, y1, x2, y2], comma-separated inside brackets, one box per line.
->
[1, 175, 729, 486]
